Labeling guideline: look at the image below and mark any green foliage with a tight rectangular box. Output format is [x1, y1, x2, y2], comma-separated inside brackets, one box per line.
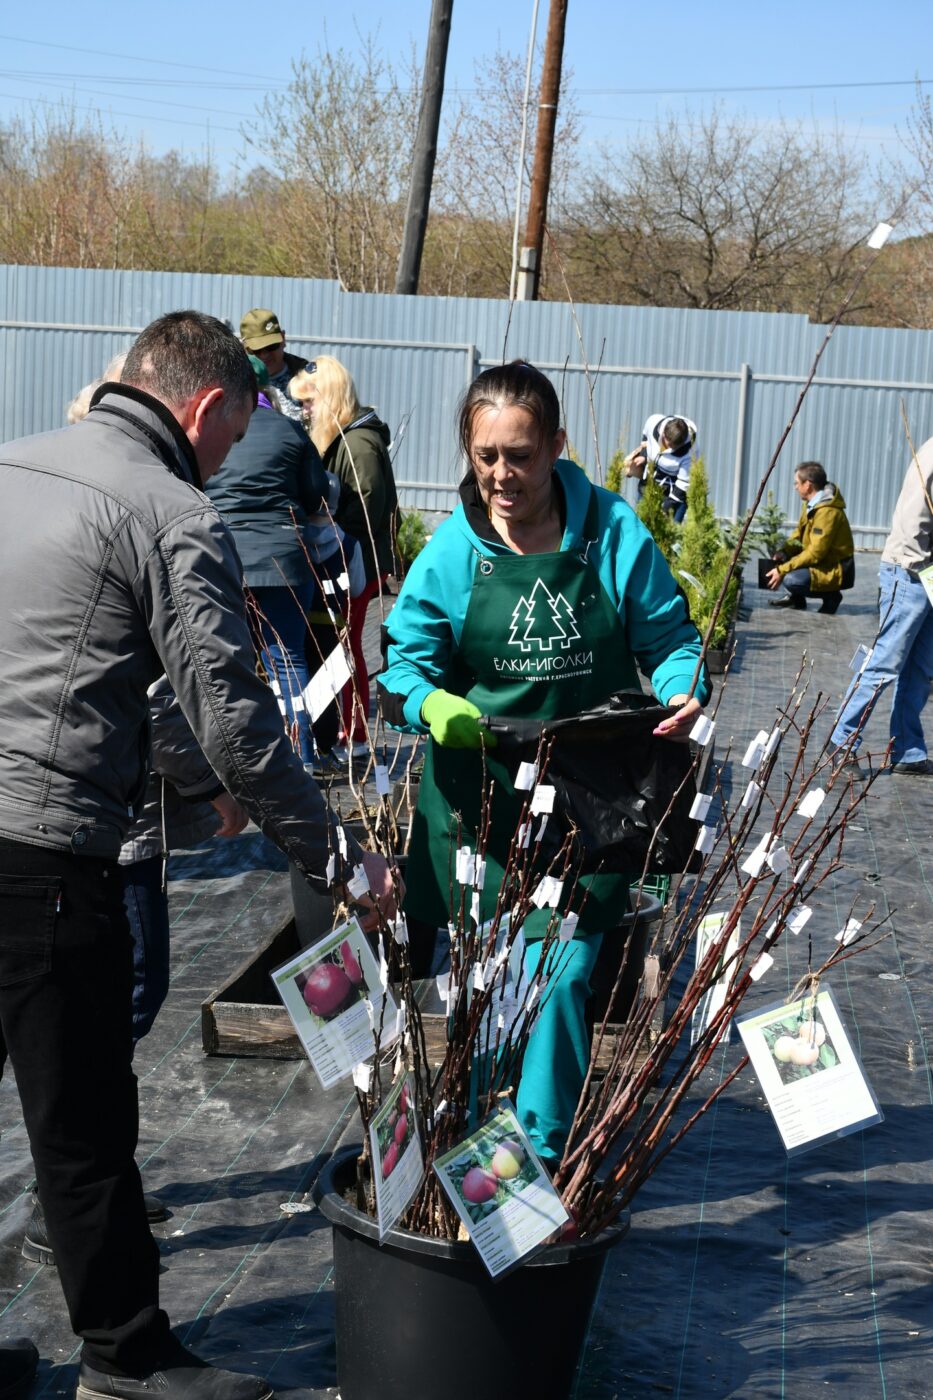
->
[395, 510, 428, 571]
[636, 473, 680, 567]
[673, 459, 742, 651]
[605, 445, 626, 495]
[751, 491, 790, 558]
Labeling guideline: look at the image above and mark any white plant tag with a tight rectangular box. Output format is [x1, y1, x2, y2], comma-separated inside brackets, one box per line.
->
[276, 697, 287, 715]
[455, 847, 475, 885]
[835, 918, 862, 946]
[750, 952, 774, 981]
[695, 825, 716, 854]
[337, 826, 348, 860]
[325, 853, 336, 883]
[689, 792, 713, 822]
[690, 715, 715, 746]
[291, 694, 305, 713]
[374, 764, 391, 796]
[473, 858, 487, 890]
[516, 821, 531, 849]
[472, 963, 486, 993]
[347, 864, 369, 900]
[764, 729, 781, 759]
[788, 906, 813, 935]
[535, 814, 550, 843]
[558, 912, 579, 942]
[867, 221, 893, 249]
[302, 643, 353, 722]
[742, 780, 762, 809]
[849, 644, 872, 672]
[742, 731, 769, 769]
[352, 1061, 373, 1093]
[530, 784, 556, 815]
[532, 875, 563, 908]
[767, 846, 791, 875]
[392, 915, 409, 946]
[797, 787, 826, 819]
[515, 761, 538, 791]
[741, 839, 770, 878]
[470, 891, 481, 925]
[793, 857, 812, 885]
[377, 948, 389, 992]
[364, 998, 375, 1028]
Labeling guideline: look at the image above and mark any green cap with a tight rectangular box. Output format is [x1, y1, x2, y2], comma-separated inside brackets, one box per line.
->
[247, 353, 269, 388]
[240, 308, 284, 350]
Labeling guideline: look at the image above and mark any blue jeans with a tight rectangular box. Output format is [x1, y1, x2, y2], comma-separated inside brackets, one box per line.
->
[252, 581, 314, 763]
[831, 562, 933, 764]
[121, 856, 170, 1044]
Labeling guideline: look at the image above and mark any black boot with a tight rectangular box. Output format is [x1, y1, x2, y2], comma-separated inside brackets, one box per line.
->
[23, 1191, 168, 1268]
[768, 593, 806, 609]
[77, 1337, 272, 1400]
[0, 1339, 37, 1400]
[818, 592, 843, 614]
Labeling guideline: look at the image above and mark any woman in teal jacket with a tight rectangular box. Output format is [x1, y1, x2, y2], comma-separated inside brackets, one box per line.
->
[378, 361, 710, 1161]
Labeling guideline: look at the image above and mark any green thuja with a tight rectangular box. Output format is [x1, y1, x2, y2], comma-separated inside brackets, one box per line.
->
[636, 472, 680, 567]
[676, 459, 741, 651]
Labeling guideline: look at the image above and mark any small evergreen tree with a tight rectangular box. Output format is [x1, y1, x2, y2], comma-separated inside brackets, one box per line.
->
[636, 473, 680, 567]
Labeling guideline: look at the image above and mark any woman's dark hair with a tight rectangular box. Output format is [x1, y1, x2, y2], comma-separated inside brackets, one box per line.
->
[795, 460, 827, 490]
[457, 360, 562, 464]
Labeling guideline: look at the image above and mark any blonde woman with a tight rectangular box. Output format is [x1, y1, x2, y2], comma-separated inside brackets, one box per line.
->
[290, 356, 399, 746]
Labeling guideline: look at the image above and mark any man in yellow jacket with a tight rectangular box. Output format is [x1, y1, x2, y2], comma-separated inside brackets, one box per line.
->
[766, 461, 855, 614]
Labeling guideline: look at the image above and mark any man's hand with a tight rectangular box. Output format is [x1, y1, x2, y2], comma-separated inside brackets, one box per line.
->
[653, 695, 703, 741]
[352, 850, 404, 933]
[624, 449, 647, 479]
[421, 689, 497, 749]
[765, 567, 783, 591]
[211, 792, 250, 837]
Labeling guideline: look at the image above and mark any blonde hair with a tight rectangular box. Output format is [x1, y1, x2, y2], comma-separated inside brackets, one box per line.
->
[66, 351, 129, 424]
[289, 355, 361, 455]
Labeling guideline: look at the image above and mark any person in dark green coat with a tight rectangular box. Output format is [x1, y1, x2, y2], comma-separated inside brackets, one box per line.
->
[379, 360, 710, 1161]
[290, 356, 399, 745]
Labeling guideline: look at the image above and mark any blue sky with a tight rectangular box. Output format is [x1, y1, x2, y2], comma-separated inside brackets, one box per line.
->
[1, 0, 929, 180]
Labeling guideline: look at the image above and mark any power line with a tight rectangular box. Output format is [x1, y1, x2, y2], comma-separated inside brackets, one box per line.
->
[4, 73, 253, 121]
[0, 89, 242, 135]
[574, 77, 932, 97]
[0, 32, 282, 81]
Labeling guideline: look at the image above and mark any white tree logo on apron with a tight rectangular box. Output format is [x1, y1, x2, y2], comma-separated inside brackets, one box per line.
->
[508, 578, 581, 653]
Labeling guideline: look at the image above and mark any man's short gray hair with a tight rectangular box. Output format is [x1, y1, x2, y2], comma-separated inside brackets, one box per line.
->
[123, 311, 256, 413]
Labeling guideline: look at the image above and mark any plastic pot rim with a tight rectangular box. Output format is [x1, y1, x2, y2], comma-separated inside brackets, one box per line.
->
[312, 1143, 630, 1267]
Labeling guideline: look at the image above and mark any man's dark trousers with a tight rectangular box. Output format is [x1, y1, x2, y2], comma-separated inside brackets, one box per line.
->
[0, 839, 170, 1373]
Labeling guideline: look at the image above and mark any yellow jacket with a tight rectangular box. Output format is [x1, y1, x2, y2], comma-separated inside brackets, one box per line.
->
[778, 484, 854, 591]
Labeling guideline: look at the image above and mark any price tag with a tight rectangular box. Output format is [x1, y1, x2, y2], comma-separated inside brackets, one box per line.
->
[867, 221, 893, 249]
[797, 788, 826, 819]
[835, 918, 862, 946]
[558, 912, 579, 942]
[530, 784, 556, 815]
[742, 730, 769, 769]
[690, 715, 715, 746]
[455, 847, 475, 885]
[750, 952, 774, 981]
[532, 875, 563, 908]
[788, 906, 813, 936]
[742, 780, 762, 809]
[374, 764, 391, 796]
[515, 761, 538, 791]
[695, 825, 716, 854]
[689, 792, 713, 822]
[352, 1061, 373, 1093]
[347, 864, 370, 900]
[325, 853, 336, 884]
[767, 846, 791, 875]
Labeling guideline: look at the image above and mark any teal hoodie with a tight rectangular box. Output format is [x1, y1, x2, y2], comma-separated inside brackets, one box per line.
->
[379, 459, 710, 728]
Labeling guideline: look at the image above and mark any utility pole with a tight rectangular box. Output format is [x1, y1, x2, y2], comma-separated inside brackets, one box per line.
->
[395, 0, 453, 296]
[516, 0, 568, 301]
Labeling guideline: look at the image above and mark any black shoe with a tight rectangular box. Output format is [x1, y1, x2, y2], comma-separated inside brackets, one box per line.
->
[0, 1338, 38, 1400]
[24, 1192, 168, 1268]
[891, 758, 933, 775]
[818, 592, 843, 615]
[827, 747, 868, 780]
[768, 594, 806, 609]
[76, 1340, 272, 1400]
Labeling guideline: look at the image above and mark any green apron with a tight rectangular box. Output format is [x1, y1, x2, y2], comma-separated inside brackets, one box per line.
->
[405, 486, 638, 939]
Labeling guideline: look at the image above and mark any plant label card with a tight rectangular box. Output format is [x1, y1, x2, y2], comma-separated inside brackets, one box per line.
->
[433, 1102, 569, 1278]
[735, 987, 883, 1157]
[302, 643, 353, 722]
[689, 913, 741, 1047]
[271, 917, 398, 1089]
[369, 1073, 424, 1240]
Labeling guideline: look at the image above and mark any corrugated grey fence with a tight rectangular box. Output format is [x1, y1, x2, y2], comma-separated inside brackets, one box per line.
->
[3, 263, 933, 547]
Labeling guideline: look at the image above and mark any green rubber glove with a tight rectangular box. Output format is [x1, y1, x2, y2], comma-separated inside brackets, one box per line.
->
[421, 689, 497, 749]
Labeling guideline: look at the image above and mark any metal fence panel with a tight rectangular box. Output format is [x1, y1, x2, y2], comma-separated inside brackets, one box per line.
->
[3, 263, 933, 546]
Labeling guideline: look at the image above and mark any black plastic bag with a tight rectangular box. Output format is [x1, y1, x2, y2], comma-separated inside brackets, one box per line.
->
[485, 691, 700, 875]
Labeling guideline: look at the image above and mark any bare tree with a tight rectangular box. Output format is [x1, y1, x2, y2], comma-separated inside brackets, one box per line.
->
[566, 109, 873, 318]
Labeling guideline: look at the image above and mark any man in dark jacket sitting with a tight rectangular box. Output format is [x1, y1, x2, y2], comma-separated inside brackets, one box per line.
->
[766, 460, 855, 614]
[0, 312, 394, 1400]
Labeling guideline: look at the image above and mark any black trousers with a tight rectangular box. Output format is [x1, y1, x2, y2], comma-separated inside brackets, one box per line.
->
[0, 839, 169, 1373]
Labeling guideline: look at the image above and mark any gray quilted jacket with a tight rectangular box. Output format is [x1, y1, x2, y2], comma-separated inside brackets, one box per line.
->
[0, 383, 357, 887]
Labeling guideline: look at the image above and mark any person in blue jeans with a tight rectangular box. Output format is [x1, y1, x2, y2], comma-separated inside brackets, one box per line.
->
[830, 435, 933, 775]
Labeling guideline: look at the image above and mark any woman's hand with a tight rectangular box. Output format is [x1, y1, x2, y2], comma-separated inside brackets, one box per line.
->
[349, 851, 405, 933]
[653, 695, 703, 741]
[421, 689, 497, 749]
[211, 792, 250, 837]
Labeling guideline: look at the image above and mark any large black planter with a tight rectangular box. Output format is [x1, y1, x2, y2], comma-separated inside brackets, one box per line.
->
[313, 1145, 628, 1400]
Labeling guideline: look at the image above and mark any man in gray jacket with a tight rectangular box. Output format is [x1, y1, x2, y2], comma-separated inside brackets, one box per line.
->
[0, 312, 393, 1400]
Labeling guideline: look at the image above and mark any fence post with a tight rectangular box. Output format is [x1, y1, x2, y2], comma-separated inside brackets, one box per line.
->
[731, 362, 751, 521]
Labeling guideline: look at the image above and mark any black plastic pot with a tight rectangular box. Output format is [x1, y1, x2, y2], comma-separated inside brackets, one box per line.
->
[313, 1145, 629, 1400]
